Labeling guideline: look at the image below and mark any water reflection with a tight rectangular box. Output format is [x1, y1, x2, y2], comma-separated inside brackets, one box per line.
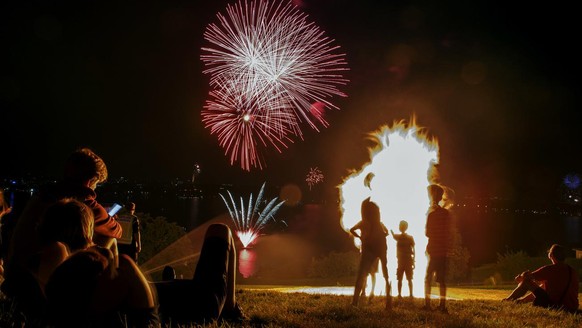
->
[238, 248, 257, 278]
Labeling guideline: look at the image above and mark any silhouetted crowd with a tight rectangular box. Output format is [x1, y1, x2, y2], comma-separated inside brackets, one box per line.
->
[0, 148, 245, 327]
[0, 148, 578, 327]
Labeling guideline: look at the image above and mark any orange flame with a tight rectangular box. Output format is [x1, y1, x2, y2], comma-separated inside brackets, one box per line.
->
[339, 118, 439, 297]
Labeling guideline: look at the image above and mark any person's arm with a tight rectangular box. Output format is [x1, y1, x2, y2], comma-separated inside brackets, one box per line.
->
[85, 196, 123, 239]
[134, 218, 142, 254]
[529, 265, 552, 283]
[425, 213, 432, 238]
[350, 221, 362, 238]
[381, 223, 388, 237]
[390, 229, 397, 241]
[411, 237, 416, 262]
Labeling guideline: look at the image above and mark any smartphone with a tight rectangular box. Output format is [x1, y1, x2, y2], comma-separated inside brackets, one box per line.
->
[108, 203, 123, 216]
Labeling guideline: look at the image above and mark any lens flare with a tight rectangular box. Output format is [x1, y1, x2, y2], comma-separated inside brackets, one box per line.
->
[339, 118, 439, 297]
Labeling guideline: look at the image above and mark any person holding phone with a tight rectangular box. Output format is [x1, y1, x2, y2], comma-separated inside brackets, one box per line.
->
[2, 148, 122, 304]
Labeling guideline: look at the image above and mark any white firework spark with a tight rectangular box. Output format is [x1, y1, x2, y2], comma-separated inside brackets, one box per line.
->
[202, 78, 297, 170]
[220, 182, 286, 248]
[201, 0, 349, 170]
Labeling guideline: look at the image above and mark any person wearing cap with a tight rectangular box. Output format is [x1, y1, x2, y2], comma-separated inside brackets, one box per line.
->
[503, 244, 579, 313]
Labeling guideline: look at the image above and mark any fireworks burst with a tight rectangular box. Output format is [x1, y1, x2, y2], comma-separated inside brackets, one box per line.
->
[306, 167, 324, 190]
[201, 0, 349, 170]
[220, 182, 286, 248]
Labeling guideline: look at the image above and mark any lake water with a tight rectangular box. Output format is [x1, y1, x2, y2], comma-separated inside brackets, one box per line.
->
[2, 188, 581, 270]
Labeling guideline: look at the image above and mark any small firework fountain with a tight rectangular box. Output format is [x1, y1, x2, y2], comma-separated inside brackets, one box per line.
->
[220, 182, 286, 248]
[306, 167, 324, 190]
[201, 0, 349, 171]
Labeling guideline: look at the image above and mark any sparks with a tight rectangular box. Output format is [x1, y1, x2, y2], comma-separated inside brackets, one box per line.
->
[201, 0, 349, 170]
[306, 167, 324, 190]
[220, 182, 286, 248]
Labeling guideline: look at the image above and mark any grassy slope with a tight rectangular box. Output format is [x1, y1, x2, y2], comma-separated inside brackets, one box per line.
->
[1, 287, 580, 327]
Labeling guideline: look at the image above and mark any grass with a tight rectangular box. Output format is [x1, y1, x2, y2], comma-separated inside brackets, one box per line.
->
[230, 286, 582, 328]
[1, 286, 580, 327]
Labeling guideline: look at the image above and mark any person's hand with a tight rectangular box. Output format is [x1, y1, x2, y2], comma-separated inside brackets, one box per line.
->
[514, 270, 530, 283]
[0, 206, 11, 218]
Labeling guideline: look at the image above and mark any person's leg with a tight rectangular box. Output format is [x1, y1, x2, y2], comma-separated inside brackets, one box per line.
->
[424, 259, 433, 308]
[438, 282, 447, 310]
[396, 264, 403, 297]
[379, 254, 391, 310]
[405, 264, 413, 297]
[369, 273, 376, 298]
[504, 277, 540, 301]
[353, 253, 374, 306]
[435, 257, 447, 311]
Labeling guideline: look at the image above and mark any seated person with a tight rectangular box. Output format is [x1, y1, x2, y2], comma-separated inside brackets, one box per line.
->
[32, 198, 95, 292]
[152, 223, 245, 325]
[45, 247, 158, 328]
[17, 199, 157, 327]
[3, 148, 122, 302]
[503, 244, 579, 313]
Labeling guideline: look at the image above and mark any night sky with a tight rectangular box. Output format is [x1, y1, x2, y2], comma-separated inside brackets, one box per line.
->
[1, 0, 580, 204]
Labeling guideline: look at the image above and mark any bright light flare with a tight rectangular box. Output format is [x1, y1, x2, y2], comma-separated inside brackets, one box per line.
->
[220, 182, 286, 248]
[339, 119, 439, 297]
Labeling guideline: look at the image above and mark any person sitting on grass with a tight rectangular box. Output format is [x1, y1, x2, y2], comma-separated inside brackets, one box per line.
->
[350, 198, 391, 310]
[152, 223, 246, 325]
[390, 219, 415, 299]
[3, 148, 122, 305]
[30, 199, 158, 327]
[503, 244, 579, 313]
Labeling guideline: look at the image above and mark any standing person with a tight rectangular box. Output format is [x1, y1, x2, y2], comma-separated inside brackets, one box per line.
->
[350, 198, 391, 310]
[503, 244, 579, 313]
[424, 184, 452, 312]
[2, 148, 122, 300]
[118, 202, 141, 263]
[390, 220, 415, 298]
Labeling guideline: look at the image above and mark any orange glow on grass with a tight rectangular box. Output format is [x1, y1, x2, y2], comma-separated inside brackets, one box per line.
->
[339, 118, 439, 297]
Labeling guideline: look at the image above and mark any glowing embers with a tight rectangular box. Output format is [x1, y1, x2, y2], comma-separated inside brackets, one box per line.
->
[201, 0, 349, 170]
[220, 182, 286, 248]
[339, 119, 439, 297]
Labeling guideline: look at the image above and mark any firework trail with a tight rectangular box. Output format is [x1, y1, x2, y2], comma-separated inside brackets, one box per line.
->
[306, 167, 324, 190]
[220, 182, 286, 248]
[201, 0, 349, 170]
[202, 79, 297, 170]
